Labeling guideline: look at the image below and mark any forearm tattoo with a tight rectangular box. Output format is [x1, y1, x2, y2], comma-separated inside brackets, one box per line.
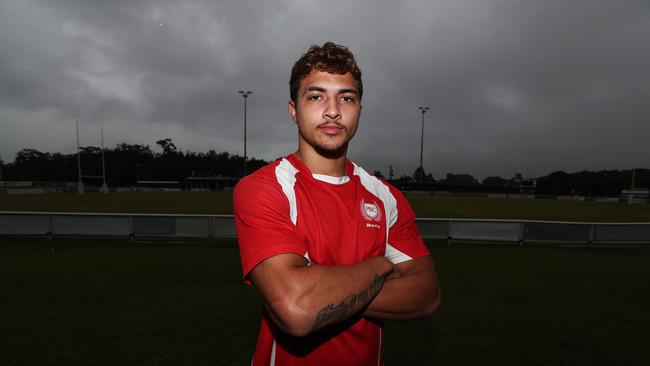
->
[312, 273, 386, 332]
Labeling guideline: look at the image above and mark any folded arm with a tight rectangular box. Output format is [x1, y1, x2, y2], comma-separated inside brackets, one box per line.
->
[363, 256, 440, 320]
[249, 253, 394, 337]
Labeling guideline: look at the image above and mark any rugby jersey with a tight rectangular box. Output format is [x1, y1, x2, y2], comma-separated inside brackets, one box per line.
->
[234, 154, 429, 366]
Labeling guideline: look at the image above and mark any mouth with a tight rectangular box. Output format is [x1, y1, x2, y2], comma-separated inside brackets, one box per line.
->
[318, 122, 344, 135]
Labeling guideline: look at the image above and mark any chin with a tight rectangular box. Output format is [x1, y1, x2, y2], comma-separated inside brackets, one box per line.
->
[314, 143, 348, 159]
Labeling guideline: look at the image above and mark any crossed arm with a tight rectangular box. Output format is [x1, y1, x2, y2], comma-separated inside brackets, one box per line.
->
[364, 255, 440, 320]
[249, 253, 440, 337]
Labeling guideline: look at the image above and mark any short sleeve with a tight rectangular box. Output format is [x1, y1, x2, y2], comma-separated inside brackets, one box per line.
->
[385, 185, 430, 264]
[234, 174, 307, 284]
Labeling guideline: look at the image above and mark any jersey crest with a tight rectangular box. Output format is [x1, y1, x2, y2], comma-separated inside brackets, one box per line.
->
[360, 198, 382, 222]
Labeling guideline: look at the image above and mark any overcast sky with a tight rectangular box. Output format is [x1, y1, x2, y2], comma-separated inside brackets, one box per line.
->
[1, 0, 649, 180]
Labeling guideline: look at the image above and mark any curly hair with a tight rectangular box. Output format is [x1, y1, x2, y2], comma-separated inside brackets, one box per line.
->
[289, 42, 363, 103]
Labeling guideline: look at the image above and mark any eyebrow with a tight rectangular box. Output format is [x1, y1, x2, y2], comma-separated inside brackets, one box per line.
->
[305, 86, 359, 96]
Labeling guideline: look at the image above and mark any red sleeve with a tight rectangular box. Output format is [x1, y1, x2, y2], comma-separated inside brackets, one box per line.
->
[385, 184, 430, 263]
[233, 172, 307, 284]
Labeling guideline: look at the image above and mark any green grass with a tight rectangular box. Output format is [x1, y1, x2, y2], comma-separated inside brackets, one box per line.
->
[409, 195, 650, 222]
[386, 245, 650, 365]
[0, 238, 257, 365]
[1, 192, 649, 221]
[1, 238, 649, 365]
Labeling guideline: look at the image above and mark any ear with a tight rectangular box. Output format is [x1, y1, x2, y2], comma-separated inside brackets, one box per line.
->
[288, 100, 298, 123]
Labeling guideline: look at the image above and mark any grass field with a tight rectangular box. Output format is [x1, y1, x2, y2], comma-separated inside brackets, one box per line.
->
[1, 238, 649, 365]
[2, 191, 650, 221]
[1, 192, 649, 364]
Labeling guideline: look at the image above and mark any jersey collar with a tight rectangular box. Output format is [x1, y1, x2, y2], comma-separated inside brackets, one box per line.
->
[287, 154, 354, 185]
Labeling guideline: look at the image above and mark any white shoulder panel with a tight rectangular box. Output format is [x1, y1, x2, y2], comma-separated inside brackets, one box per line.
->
[353, 163, 397, 228]
[274, 158, 299, 225]
[353, 163, 412, 264]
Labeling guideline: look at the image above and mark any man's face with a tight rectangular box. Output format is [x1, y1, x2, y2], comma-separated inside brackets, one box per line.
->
[288, 70, 362, 157]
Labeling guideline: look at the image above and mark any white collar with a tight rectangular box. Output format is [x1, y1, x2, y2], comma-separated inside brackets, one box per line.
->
[312, 174, 350, 185]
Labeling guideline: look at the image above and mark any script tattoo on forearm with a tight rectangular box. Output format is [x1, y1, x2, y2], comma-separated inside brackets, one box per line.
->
[312, 273, 386, 332]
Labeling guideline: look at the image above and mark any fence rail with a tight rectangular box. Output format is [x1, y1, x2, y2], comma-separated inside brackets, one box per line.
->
[2, 211, 650, 245]
[416, 218, 650, 245]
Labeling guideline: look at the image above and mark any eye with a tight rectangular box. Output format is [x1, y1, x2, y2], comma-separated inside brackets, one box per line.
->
[307, 95, 322, 101]
[341, 95, 356, 103]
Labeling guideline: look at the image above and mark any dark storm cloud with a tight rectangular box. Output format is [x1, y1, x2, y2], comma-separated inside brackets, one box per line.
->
[1, 0, 649, 179]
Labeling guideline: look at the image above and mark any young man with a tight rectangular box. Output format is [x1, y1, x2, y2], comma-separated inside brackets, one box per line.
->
[234, 42, 440, 366]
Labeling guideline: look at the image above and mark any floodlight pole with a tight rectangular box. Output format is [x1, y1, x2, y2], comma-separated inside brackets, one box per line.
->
[101, 128, 108, 194]
[418, 106, 430, 179]
[238, 90, 252, 176]
[76, 119, 84, 194]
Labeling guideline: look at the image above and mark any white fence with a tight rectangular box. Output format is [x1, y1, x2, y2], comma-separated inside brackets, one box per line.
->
[1, 211, 650, 245]
[0, 212, 236, 240]
[416, 218, 650, 245]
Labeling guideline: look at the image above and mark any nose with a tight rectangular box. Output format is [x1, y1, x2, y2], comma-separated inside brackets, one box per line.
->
[323, 98, 341, 120]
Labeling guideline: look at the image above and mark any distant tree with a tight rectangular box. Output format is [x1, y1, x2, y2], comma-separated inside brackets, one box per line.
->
[482, 176, 509, 186]
[80, 146, 102, 154]
[391, 174, 414, 190]
[115, 143, 154, 156]
[13, 148, 53, 180]
[443, 173, 477, 186]
[537, 170, 571, 195]
[372, 170, 385, 179]
[413, 166, 425, 181]
[111, 143, 155, 185]
[412, 167, 435, 182]
[156, 138, 177, 155]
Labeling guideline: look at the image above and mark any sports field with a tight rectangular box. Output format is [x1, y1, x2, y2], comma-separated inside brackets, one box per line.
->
[1, 238, 649, 365]
[1, 191, 650, 221]
[1, 192, 649, 365]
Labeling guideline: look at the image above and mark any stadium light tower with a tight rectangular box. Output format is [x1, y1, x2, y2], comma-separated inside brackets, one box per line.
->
[238, 90, 253, 176]
[100, 128, 108, 194]
[76, 119, 84, 194]
[418, 106, 430, 175]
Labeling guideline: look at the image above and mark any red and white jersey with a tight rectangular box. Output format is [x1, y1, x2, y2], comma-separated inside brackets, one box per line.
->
[234, 154, 430, 366]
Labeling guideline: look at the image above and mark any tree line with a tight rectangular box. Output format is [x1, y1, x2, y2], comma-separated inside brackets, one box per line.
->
[0, 139, 647, 197]
[0, 139, 266, 187]
[389, 169, 649, 197]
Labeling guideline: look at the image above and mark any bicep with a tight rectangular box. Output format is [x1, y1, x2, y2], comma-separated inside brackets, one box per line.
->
[394, 256, 440, 312]
[234, 177, 307, 282]
[249, 253, 320, 336]
[393, 255, 436, 280]
[385, 185, 430, 262]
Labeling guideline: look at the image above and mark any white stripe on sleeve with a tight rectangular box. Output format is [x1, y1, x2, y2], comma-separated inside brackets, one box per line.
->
[274, 158, 300, 225]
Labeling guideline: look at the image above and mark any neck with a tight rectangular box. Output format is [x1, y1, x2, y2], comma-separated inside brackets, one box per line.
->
[294, 144, 348, 177]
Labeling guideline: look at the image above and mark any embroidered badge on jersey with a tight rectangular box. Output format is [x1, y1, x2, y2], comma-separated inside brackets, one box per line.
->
[360, 198, 383, 228]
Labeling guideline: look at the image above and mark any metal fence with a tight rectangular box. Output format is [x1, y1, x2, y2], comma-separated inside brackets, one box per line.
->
[0, 212, 236, 240]
[416, 218, 650, 245]
[1, 211, 650, 245]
